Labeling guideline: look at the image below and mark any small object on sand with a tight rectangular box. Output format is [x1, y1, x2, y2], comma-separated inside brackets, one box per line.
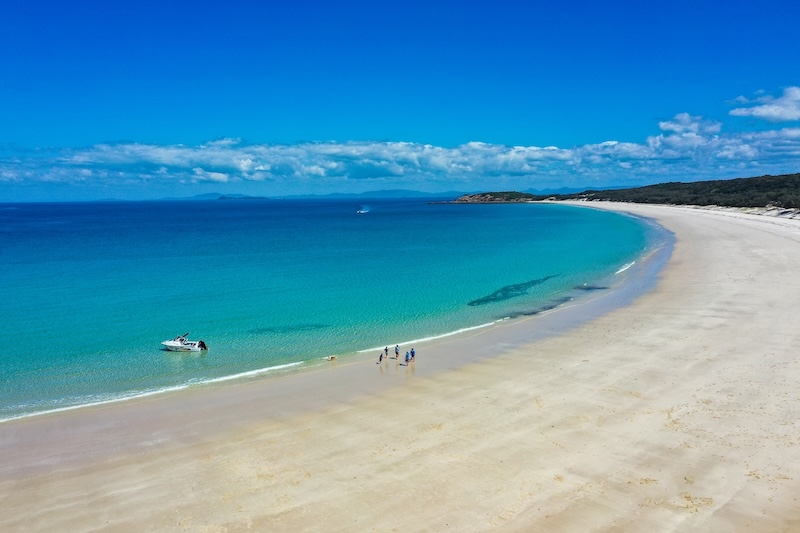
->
[324, 355, 337, 361]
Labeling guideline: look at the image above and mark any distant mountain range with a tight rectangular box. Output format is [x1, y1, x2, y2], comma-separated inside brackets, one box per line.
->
[165, 187, 619, 202]
[90, 174, 800, 206]
[165, 190, 462, 201]
[163, 193, 267, 201]
[283, 189, 466, 199]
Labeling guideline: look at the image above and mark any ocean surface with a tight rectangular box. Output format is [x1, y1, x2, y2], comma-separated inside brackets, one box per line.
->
[0, 198, 659, 421]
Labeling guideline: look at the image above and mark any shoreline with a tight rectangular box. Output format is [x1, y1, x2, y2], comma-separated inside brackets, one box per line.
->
[0, 206, 669, 478]
[0, 204, 666, 425]
[3, 202, 800, 531]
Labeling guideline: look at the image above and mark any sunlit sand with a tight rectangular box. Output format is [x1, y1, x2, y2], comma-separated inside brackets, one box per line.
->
[2, 202, 800, 531]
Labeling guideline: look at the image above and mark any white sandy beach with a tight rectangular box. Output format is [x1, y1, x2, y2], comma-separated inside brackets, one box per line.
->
[2, 202, 800, 532]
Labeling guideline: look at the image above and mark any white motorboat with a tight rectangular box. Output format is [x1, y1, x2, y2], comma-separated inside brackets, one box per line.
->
[161, 333, 208, 352]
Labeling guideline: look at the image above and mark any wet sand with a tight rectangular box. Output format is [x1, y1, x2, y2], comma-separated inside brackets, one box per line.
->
[2, 202, 800, 532]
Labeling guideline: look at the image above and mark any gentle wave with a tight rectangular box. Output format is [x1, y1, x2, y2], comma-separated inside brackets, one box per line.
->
[0, 384, 190, 424]
[0, 361, 305, 424]
[197, 361, 304, 384]
[615, 261, 636, 274]
[358, 320, 501, 354]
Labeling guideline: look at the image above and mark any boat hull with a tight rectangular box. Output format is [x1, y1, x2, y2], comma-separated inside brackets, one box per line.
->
[162, 342, 202, 352]
[161, 337, 208, 352]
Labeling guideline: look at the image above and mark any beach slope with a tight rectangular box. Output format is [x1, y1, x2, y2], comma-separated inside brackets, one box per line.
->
[2, 202, 800, 532]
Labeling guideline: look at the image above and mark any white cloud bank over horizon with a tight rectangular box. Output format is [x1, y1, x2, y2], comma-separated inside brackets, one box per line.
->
[2, 87, 800, 200]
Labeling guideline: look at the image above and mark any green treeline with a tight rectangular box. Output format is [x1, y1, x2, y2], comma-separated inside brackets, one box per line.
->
[455, 173, 800, 208]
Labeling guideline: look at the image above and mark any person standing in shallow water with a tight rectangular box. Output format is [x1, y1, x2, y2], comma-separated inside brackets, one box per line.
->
[395, 345, 400, 359]
[405, 351, 410, 364]
[410, 348, 415, 362]
[384, 346, 388, 358]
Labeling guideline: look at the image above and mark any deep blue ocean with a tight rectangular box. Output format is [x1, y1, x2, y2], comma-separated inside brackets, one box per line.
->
[0, 199, 654, 420]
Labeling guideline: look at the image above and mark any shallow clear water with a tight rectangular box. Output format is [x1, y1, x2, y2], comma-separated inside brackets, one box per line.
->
[0, 199, 652, 419]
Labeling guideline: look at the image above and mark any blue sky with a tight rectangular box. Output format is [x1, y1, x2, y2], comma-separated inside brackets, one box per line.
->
[1, 0, 799, 201]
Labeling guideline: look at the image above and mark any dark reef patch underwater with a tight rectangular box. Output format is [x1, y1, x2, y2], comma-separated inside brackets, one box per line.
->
[468, 274, 561, 306]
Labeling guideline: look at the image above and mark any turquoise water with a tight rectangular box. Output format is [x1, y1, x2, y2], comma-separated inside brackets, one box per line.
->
[0, 199, 653, 420]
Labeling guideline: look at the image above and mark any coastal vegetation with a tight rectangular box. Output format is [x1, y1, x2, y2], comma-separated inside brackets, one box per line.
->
[454, 173, 800, 208]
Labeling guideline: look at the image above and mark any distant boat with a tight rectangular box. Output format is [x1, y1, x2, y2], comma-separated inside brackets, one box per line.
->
[161, 333, 208, 352]
[356, 209, 368, 214]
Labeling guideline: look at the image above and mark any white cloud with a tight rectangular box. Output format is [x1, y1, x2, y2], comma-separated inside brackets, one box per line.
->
[730, 86, 800, 122]
[716, 141, 758, 160]
[0, 169, 20, 182]
[4, 102, 800, 198]
[192, 168, 229, 183]
[658, 113, 721, 135]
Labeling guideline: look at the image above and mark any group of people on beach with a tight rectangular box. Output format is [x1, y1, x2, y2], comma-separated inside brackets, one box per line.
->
[378, 345, 415, 365]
